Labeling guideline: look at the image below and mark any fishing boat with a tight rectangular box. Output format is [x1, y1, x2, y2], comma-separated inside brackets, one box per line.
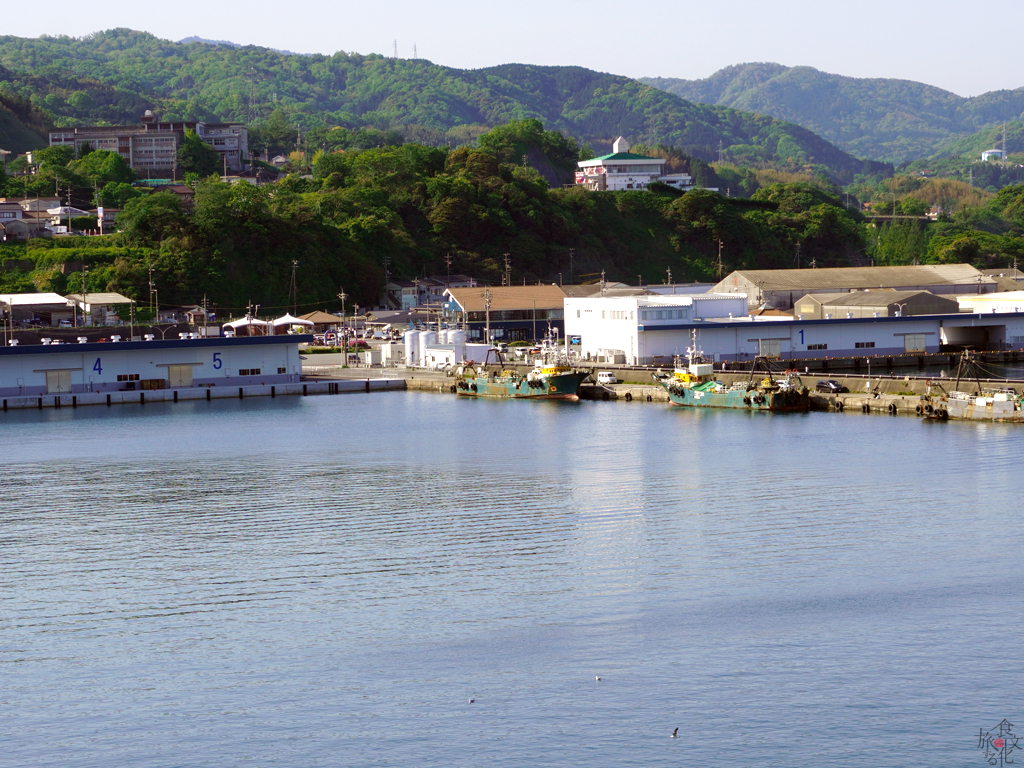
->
[652, 332, 809, 412]
[454, 343, 590, 400]
[917, 350, 1024, 422]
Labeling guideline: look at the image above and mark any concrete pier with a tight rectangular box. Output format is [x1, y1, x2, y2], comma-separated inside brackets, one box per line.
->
[0, 378, 407, 412]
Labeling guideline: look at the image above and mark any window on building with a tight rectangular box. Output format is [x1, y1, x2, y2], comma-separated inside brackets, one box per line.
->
[807, 343, 827, 351]
[238, 368, 262, 376]
[855, 342, 875, 349]
[278, 367, 287, 374]
[116, 374, 140, 382]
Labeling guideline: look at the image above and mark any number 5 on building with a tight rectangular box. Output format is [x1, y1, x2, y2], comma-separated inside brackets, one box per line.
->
[213, 352, 222, 370]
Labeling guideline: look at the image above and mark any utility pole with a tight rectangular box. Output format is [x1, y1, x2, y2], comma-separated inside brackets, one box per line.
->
[794, 242, 801, 269]
[444, 252, 452, 288]
[503, 253, 511, 287]
[81, 264, 89, 327]
[569, 248, 575, 284]
[483, 288, 492, 344]
[666, 267, 672, 286]
[148, 266, 155, 321]
[718, 239, 725, 278]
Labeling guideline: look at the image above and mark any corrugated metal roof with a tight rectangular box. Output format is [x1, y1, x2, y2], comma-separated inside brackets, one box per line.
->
[66, 292, 133, 305]
[0, 292, 70, 306]
[446, 285, 567, 312]
[719, 264, 990, 291]
[561, 284, 654, 298]
[817, 290, 943, 307]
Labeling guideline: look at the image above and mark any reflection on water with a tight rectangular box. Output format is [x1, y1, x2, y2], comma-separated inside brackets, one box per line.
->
[1, 393, 1021, 767]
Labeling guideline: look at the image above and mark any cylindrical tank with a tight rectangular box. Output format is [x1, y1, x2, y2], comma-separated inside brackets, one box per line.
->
[419, 331, 437, 367]
[403, 330, 420, 366]
[449, 329, 466, 346]
[441, 329, 453, 344]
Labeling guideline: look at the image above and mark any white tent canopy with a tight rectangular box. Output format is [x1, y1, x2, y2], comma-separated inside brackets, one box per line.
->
[46, 206, 91, 217]
[224, 317, 270, 329]
[271, 313, 314, 327]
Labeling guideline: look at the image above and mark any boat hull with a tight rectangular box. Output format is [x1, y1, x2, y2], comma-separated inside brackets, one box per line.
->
[456, 371, 589, 400]
[922, 398, 1024, 422]
[661, 382, 809, 412]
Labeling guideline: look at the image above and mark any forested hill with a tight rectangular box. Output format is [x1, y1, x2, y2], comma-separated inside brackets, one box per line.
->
[0, 30, 888, 180]
[642, 64, 1024, 164]
[0, 64, 48, 153]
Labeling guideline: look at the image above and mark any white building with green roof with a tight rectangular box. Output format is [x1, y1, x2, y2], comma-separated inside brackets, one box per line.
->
[575, 137, 696, 192]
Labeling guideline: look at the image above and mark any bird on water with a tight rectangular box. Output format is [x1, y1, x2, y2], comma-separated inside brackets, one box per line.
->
[468, 699, 474, 704]
[595, 676, 601, 681]
[672, 728, 678, 738]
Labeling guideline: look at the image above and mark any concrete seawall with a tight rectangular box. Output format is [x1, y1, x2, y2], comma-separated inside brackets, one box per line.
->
[0, 378, 407, 412]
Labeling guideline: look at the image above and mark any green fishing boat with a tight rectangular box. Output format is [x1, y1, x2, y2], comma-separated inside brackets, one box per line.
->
[455, 346, 589, 400]
[652, 332, 809, 412]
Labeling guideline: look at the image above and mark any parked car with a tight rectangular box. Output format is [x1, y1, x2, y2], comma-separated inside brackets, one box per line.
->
[815, 380, 844, 394]
[597, 371, 619, 385]
[58, 319, 73, 328]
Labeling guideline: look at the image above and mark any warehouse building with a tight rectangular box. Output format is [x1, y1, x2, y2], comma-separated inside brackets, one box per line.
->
[794, 290, 961, 320]
[712, 264, 998, 310]
[0, 335, 304, 397]
[565, 295, 1024, 364]
[443, 285, 569, 342]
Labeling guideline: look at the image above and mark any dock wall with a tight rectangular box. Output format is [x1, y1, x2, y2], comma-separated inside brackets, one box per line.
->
[0, 378, 407, 412]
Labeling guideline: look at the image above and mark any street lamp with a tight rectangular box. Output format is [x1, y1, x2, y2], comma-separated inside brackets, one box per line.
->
[894, 302, 907, 318]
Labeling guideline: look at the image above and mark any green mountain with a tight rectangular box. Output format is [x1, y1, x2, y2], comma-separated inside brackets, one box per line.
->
[642, 64, 1024, 164]
[0, 30, 888, 181]
[0, 66, 48, 154]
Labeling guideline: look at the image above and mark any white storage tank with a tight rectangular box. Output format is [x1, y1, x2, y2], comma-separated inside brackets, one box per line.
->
[404, 330, 420, 366]
[449, 329, 467, 347]
[419, 331, 437, 367]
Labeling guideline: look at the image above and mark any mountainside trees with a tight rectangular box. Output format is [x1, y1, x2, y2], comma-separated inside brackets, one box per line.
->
[0, 30, 887, 182]
[0, 121, 875, 312]
[643, 64, 1024, 164]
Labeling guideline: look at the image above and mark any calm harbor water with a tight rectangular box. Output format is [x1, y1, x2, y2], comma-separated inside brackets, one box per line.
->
[2, 392, 1022, 767]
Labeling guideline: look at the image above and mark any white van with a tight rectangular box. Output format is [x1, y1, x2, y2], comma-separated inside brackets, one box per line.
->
[58, 319, 73, 328]
[597, 371, 619, 385]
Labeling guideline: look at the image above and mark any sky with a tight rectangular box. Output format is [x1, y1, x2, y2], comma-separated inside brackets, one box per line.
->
[4, 0, 1022, 97]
